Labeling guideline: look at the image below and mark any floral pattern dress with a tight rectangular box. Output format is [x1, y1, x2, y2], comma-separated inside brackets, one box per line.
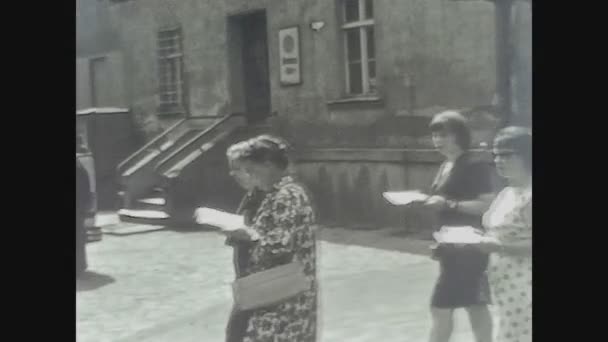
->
[240, 175, 318, 342]
[483, 186, 532, 342]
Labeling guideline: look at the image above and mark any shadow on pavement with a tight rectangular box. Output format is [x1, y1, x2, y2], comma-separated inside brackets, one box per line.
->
[318, 227, 435, 257]
[77, 271, 116, 292]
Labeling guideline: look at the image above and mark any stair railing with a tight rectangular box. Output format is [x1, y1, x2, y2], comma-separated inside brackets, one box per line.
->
[154, 112, 245, 175]
[117, 118, 188, 175]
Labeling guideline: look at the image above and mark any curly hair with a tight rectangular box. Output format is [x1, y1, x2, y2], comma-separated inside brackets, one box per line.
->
[227, 135, 292, 170]
[493, 126, 532, 171]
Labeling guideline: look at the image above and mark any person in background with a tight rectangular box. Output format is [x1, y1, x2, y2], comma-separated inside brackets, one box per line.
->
[224, 142, 267, 342]
[76, 158, 92, 277]
[420, 111, 496, 342]
[478, 127, 532, 342]
[223, 135, 318, 342]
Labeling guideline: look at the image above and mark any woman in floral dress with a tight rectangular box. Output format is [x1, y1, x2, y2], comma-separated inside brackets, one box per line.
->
[478, 127, 532, 342]
[225, 188, 267, 342]
[223, 135, 317, 342]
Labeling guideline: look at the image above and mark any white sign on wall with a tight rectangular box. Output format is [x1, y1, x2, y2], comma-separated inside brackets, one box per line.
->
[278, 26, 301, 86]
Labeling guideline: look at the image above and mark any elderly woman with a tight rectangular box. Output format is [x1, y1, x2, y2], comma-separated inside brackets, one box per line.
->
[419, 111, 495, 342]
[223, 135, 317, 342]
[478, 127, 532, 342]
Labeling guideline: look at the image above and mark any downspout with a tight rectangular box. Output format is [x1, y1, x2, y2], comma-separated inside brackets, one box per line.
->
[492, 0, 514, 128]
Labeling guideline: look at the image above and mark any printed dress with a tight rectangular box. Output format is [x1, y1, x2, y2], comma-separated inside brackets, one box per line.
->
[483, 186, 532, 342]
[226, 189, 267, 342]
[240, 176, 318, 342]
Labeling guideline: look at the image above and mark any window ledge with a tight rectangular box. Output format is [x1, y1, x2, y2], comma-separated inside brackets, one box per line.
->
[326, 96, 383, 106]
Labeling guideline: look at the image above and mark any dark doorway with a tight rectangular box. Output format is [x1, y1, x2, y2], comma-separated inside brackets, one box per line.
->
[229, 11, 271, 124]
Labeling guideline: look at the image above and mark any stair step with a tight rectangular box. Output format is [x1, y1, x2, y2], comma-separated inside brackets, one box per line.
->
[132, 196, 167, 211]
[118, 209, 170, 225]
[137, 197, 166, 206]
[118, 209, 169, 219]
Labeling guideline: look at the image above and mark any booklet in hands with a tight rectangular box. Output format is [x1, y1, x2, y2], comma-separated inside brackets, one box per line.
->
[382, 191, 429, 206]
[194, 207, 260, 240]
[433, 226, 484, 244]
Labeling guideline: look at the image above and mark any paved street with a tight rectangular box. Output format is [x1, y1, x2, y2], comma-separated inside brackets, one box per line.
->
[77, 219, 489, 342]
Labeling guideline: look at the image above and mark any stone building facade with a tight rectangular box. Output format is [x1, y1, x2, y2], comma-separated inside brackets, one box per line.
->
[77, 0, 531, 227]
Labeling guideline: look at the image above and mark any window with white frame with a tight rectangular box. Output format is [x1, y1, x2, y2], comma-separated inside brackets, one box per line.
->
[342, 0, 376, 95]
[157, 27, 185, 113]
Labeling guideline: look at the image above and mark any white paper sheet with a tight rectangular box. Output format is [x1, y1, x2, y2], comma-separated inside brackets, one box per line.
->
[194, 207, 245, 231]
[433, 226, 484, 244]
[382, 191, 429, 206]
[194, 207, 261, 241]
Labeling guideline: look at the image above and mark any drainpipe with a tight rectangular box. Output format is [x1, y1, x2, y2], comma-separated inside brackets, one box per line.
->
[493, 0, 514, 128]
[451, 0, 515, 127]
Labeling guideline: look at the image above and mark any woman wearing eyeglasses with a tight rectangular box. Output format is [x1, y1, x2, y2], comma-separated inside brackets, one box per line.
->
[477, 127, 532, 342]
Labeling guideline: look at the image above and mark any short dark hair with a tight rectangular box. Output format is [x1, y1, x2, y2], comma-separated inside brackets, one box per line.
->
[493, 126, 532, 171]
[429, 111, 472, 150]
[227, 135, 291, 170]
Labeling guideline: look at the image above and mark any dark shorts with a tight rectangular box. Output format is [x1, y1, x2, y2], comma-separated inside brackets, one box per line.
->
[431, 244, 491, 309]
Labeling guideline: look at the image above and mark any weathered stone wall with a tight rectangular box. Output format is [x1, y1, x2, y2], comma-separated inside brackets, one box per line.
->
[510, 0, 532, 127]
[106, 0, 498, 147]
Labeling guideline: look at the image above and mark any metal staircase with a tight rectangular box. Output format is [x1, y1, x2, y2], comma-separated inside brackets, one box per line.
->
[116, 113, 251, 226]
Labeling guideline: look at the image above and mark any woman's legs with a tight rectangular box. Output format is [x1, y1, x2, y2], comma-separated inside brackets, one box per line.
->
[76, 219, 88, 277]
[465, 304, 493, 342]
[429, 307, 454, 342]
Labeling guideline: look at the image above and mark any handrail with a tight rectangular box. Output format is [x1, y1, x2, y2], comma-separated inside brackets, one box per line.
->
[154, 112, 244, 173]
[186, 115, 225, 119]
[117, 118, 187, 172]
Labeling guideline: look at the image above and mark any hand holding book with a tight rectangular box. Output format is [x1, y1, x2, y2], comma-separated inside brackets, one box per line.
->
[382, 191, 429, 206]
[194, 207, 260, 241]
[433, 226, 485, 244]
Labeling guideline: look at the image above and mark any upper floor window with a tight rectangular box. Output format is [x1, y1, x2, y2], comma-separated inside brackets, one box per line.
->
[342, 0, 376, 95]
[157, 27, 185, 114]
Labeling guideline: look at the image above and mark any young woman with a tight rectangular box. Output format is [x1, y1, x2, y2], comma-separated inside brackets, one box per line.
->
[420, 111, 495, 342]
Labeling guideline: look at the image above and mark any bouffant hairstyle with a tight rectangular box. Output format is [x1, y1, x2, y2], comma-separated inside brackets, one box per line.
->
[429, 111, 472, 150]
[493, 126, 532, 171]
[226, 135, 291, 170]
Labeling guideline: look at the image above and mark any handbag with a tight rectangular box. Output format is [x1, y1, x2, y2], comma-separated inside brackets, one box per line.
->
[233, 260, 311, 311]
[232, 256, 311, 311]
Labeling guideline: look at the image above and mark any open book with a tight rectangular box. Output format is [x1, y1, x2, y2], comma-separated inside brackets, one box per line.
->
[194, 207, 260, 240]
[433, 226, 484, 244]
[382, 191, 429, 206]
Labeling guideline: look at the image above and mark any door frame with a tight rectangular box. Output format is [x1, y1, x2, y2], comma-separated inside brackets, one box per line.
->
[226, 9, 272, 123]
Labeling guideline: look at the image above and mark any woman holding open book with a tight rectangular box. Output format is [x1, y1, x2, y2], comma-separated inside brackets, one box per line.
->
[222, 135, 317, 342]
[477, 127, 532, 342]
[421, 111, 496, 342]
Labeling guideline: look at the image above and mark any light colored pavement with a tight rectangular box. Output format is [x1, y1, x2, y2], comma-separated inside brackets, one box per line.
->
[77, 223, 490, 341]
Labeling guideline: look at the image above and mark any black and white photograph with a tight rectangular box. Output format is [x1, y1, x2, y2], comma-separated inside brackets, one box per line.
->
[76, 0, 532, 341]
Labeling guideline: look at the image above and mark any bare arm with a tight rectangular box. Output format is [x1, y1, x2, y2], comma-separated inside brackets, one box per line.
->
[478, 237, 532, 257]
[500, 239, 532, 257]
[451, 193, 494, 216]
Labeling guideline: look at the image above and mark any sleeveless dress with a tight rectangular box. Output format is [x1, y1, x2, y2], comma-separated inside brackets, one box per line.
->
[483, 186, 532, 342]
